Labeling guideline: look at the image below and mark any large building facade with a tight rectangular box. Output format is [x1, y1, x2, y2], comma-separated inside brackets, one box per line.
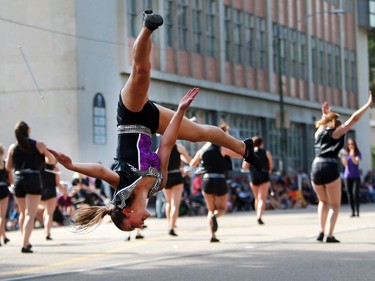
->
[0, 0, 372, 179]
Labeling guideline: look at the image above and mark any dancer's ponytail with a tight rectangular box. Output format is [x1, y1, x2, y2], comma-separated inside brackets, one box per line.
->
[14, 121, 31, 153]
[74, 205, 113, 232]
[74, 204, 130, 232]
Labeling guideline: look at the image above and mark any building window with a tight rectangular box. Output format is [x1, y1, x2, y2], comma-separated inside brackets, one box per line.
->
[290, 30, 298, 78]
[326, 43, 333, 87]
[192, 0, 203, 54]
[164, 0, 174, 47]
[299, 33, 307, 80]
[233, 9, 243, 64]
[350, 51, 357, 92]
[257, 17, 266, 70]
[334, 46, 341, 88]
[142, 0, 152, 10]
[273, 24, 286, 75]
[344, 50, 350, 92]
[287, 123, 304, 172]
[205, 0, 217, 57]
[268, 121, 309, 172]
[311, 38, 317, 83]
[325, 0, 339, 6]
[268, 121, 281, 170]
[318, 40, 325, 85]
[224, 5, 232, 61]
[93, 93, 107, 145]
[371, 1, 375, 27]
[273, 24, 279, 74]
[127, 0, 137, 38]
[244, 14, 255, 67]
[177, 0, 188, 51]
[184, 108, 216, 158]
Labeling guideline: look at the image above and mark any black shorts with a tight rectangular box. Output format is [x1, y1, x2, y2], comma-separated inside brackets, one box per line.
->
[14, 173, 43, 198]
[165, 172, 183, 189]
[202, 175, 228, 196]
[251, 171, 270, 185]
[0, 185, 10, 200]
[41, 187, 57, 201]
[311, 160, 339, 185]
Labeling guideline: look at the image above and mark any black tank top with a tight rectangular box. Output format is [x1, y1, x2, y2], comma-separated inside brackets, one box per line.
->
[200, 144, 226, 173]
[168, 145, 181, 171]
[116, 95, 160, 165]
[12, 138, 45, 171]
[314, 128, 344, 158]
[251, 148, 269, 172]
[42, 164, 56, 189]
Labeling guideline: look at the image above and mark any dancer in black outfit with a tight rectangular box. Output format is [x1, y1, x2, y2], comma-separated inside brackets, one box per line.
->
[164, 143, 191, 236]
[6, 121, 56, 253]
[242, 136, 273, 225]
[41, 162, 65, 240]
[311, 92, 372, 243]
[190, 135, 243, 243]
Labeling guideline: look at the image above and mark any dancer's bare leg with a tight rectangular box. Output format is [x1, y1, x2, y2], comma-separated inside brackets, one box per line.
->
[43, 197, 57, 238]
[163, 184, 183, 232]
[157, 106, 247, 156]
[15, 197, 26, 235]
[312, 183, 329, 234]
[325, 178, 342, 237]
[0, 197, 9, 240]
[22, 195, 40, 248]
[121, 26, 153, 111]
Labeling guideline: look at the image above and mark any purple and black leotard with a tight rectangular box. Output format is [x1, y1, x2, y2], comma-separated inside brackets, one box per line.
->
[111, 95, 163, 208]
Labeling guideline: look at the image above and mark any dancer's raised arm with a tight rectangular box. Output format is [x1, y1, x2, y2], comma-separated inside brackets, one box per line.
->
[332, 91, 373, 139]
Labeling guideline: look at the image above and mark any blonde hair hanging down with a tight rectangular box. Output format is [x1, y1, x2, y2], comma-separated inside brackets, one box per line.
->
[315, 112, 340, 128]
[73, 205, 114, 233]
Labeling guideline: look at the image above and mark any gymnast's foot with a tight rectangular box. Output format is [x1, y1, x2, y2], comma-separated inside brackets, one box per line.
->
[243, 138, 262, 171]
[143, 10, 163, 31]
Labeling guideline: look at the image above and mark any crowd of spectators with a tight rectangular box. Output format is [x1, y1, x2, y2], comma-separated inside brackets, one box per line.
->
[4, 165, 375, 233]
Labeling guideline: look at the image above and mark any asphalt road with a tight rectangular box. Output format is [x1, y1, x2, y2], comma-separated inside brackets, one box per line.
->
[1, 204, 374, 281]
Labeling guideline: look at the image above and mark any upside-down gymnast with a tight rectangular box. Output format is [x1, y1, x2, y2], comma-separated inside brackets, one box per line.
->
[50, 10, 261, 232]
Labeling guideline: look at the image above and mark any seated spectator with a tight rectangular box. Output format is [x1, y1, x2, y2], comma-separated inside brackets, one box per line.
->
[191, 172, 204, 203]
[363, 170, 375, 202]
[57, 186, 75, 219]
[70, 175, 105, 207]
[7, 203, 19, 231]
[301, 178, 317, 205]
[268, 179, 292, 210]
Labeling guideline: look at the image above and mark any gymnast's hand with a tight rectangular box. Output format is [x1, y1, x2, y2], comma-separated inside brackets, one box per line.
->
[321, 101, 331, 117]
[179, 87, 199, 111]
[47, 148, 74, 169]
